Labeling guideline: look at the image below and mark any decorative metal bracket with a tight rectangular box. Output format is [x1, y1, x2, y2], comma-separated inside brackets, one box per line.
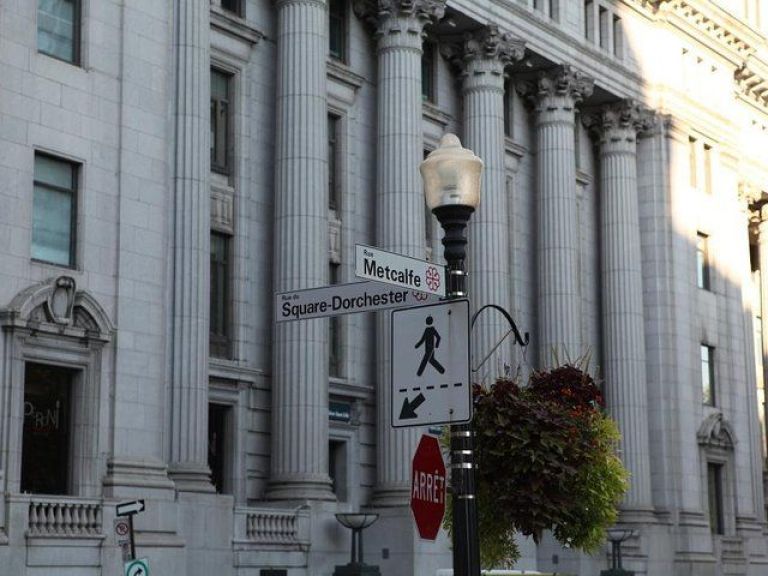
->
[470, 304, 529, 373]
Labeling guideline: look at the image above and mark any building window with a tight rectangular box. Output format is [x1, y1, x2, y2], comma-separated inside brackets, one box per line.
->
[612, 15, 623, 58]
[329, 263, 342, 377]
[701, 344, 715, 406]
[584, 0, 595, 41]
[329, 0, 346, 62]
[703, 144, 713, 195]
[599, 6, 609, 50]
[689, 136, 698, 188]
[210, 232, 232, 359]
[211, 69, 233, 176]
[707, 463, 724, 534]
[208, 403, 232, 494]
[37, 0, 80, 64]
[220, 0, 243, 17]
[697, 232, 711, 290]
[421, 42, 436, 103]
[328, 115, 341, 212]
[32, 153, 77, 268]
[22, 363, 74, 495]
[503, 80, 513, 138]
[329, 439, 348, 501]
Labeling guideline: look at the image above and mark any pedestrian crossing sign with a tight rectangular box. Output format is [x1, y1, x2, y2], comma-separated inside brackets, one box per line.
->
[391, 299, 471, 427]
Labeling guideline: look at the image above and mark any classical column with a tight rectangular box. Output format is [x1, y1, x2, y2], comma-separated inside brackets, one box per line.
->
[168, 0, 214, 492]
[585, 100, 653, 510]
[267, 0, 333, 500]
[518, 66, 593, 366]
[757, 203, 768, 459]
[449, 26, 524, 380]
[355, 0, 445, 506]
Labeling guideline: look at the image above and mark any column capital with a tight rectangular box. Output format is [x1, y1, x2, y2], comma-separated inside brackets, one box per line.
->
[517, 64, 594, 111]
[583, 99, 654, 146]
[442, 25, 525, 80]
[354, 0, 445, 42]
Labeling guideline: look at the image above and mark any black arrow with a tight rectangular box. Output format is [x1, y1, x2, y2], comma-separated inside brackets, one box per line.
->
[400, 393, 426, 419]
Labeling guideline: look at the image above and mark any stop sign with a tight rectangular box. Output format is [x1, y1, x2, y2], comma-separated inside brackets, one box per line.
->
[410, 434, 447, 540]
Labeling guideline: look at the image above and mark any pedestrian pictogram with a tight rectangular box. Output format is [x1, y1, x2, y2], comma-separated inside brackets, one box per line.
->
[411, 434, 447, 540]
[415, 316, 445, 376]
[391, 300, 471, 427]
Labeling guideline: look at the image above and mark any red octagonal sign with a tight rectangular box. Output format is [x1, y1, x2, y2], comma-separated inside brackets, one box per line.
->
[411, 434, 447, 540]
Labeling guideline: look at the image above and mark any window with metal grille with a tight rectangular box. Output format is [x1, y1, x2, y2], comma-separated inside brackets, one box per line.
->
[211, 69, 233, 175]
[210, 232, 232, 359]
[701, 344, 715, 406]
[329, 0, 346, 62]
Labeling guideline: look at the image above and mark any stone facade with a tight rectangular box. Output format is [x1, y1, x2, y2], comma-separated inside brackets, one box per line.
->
[2, 1, 768, 575]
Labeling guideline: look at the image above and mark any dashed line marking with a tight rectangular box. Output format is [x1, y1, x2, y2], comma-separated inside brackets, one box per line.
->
[399, 383, 462, 392]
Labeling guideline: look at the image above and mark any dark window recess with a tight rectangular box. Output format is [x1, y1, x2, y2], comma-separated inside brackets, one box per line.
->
[210, 232, 232, 359]
[211, 69, 232, 175]
[32, 153, 77, 268]
[329, 0, 346, 61]
[329, 439, 348, 501]
[328, 115, 340, 211]
[701, 344, 715, 406]
[503, 81, 512, 138]
[421, 42, 436, 103]
[37, 0, 80, 64]
[329, 263, 342, 377]
[697, 232, 711, 290]
[221, 0, 243, 17]
[707, 463, 724, 534]
[208, 403, 230, 494]
[22, 363, 74, 495]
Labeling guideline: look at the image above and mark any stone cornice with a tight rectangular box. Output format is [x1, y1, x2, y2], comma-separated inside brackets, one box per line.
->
[641, 0, 758, 64]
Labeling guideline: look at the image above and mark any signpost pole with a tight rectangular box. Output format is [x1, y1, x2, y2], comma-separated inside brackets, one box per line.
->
[421, 134, 482, 576]
[128, 513, 136, 560]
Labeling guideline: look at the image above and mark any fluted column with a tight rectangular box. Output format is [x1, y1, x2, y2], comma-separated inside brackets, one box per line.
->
[449, 26, 524, 380]
[518, 66, 593, 366]
[267, 0, 332, 500]
[757, 204, 768, 459]
[356, 0, 445, 506]
[168, 0, 213, 493]
[585, 100, 653, 509]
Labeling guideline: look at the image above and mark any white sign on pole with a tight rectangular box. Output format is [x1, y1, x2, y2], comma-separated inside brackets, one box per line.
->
[355, 244, 446, 297]
[114, 518, 132, 562]
[116, 500, 145, 517]
[391, 299, 471, 427]
[275, 281, 439, 323]
[124, 558, 150, 576]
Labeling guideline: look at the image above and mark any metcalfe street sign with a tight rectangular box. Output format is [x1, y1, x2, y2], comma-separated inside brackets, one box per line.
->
[411, 434, 447, 540]
[391, 299, 471, 427]
[116, 500, 145, 517]
[355, 244, 446, 297]
[275, 281, 439, 323]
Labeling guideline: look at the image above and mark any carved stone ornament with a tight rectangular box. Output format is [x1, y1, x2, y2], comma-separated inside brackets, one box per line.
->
[442, 25, 525, 74]
[353, 0, 446, 33]
[517, 64, 594, 108]
[582, 99, 655, 141]
[47, 276, 77, 325]
[697, 412, 736, 450]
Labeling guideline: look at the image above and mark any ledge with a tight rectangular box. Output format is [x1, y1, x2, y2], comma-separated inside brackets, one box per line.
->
[210, 7, 264, 46]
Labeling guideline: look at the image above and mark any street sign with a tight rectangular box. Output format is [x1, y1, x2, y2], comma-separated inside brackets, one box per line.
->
[114, 517, 132, 562]
[411, 435, 447, 540]
[124, 558, 150, 576]
[355, 244, 446, 297]
[391, 300, 471, 427]
[275, 281, 438, 323]
[116, 500, 145, 517]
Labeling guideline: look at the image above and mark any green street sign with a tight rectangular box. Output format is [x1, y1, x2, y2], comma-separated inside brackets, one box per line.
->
[124, 558, 149, 576]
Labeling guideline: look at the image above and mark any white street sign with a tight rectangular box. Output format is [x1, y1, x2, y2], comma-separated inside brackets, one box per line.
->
[114, 517, 130, 543]
[275, 281, 439, 323]
[391, 300, 471, 427]
[116, 500, 145, 517]
[125, 558, 149, 576]
[355, 244, 446, 297]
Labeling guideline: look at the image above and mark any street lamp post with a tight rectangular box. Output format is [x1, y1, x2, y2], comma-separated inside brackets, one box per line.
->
[333, 513, 381, 576]
[600, 529, 635, 576]
[421, 133, 484, 576]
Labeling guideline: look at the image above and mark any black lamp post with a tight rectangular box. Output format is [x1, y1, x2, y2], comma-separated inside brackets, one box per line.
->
[600, 529, 635, 576]
[420, 133, 483, 576]
[333, 513, 381, 576]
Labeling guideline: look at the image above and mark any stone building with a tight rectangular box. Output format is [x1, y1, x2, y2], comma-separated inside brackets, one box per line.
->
[2, 0, 768, 575]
